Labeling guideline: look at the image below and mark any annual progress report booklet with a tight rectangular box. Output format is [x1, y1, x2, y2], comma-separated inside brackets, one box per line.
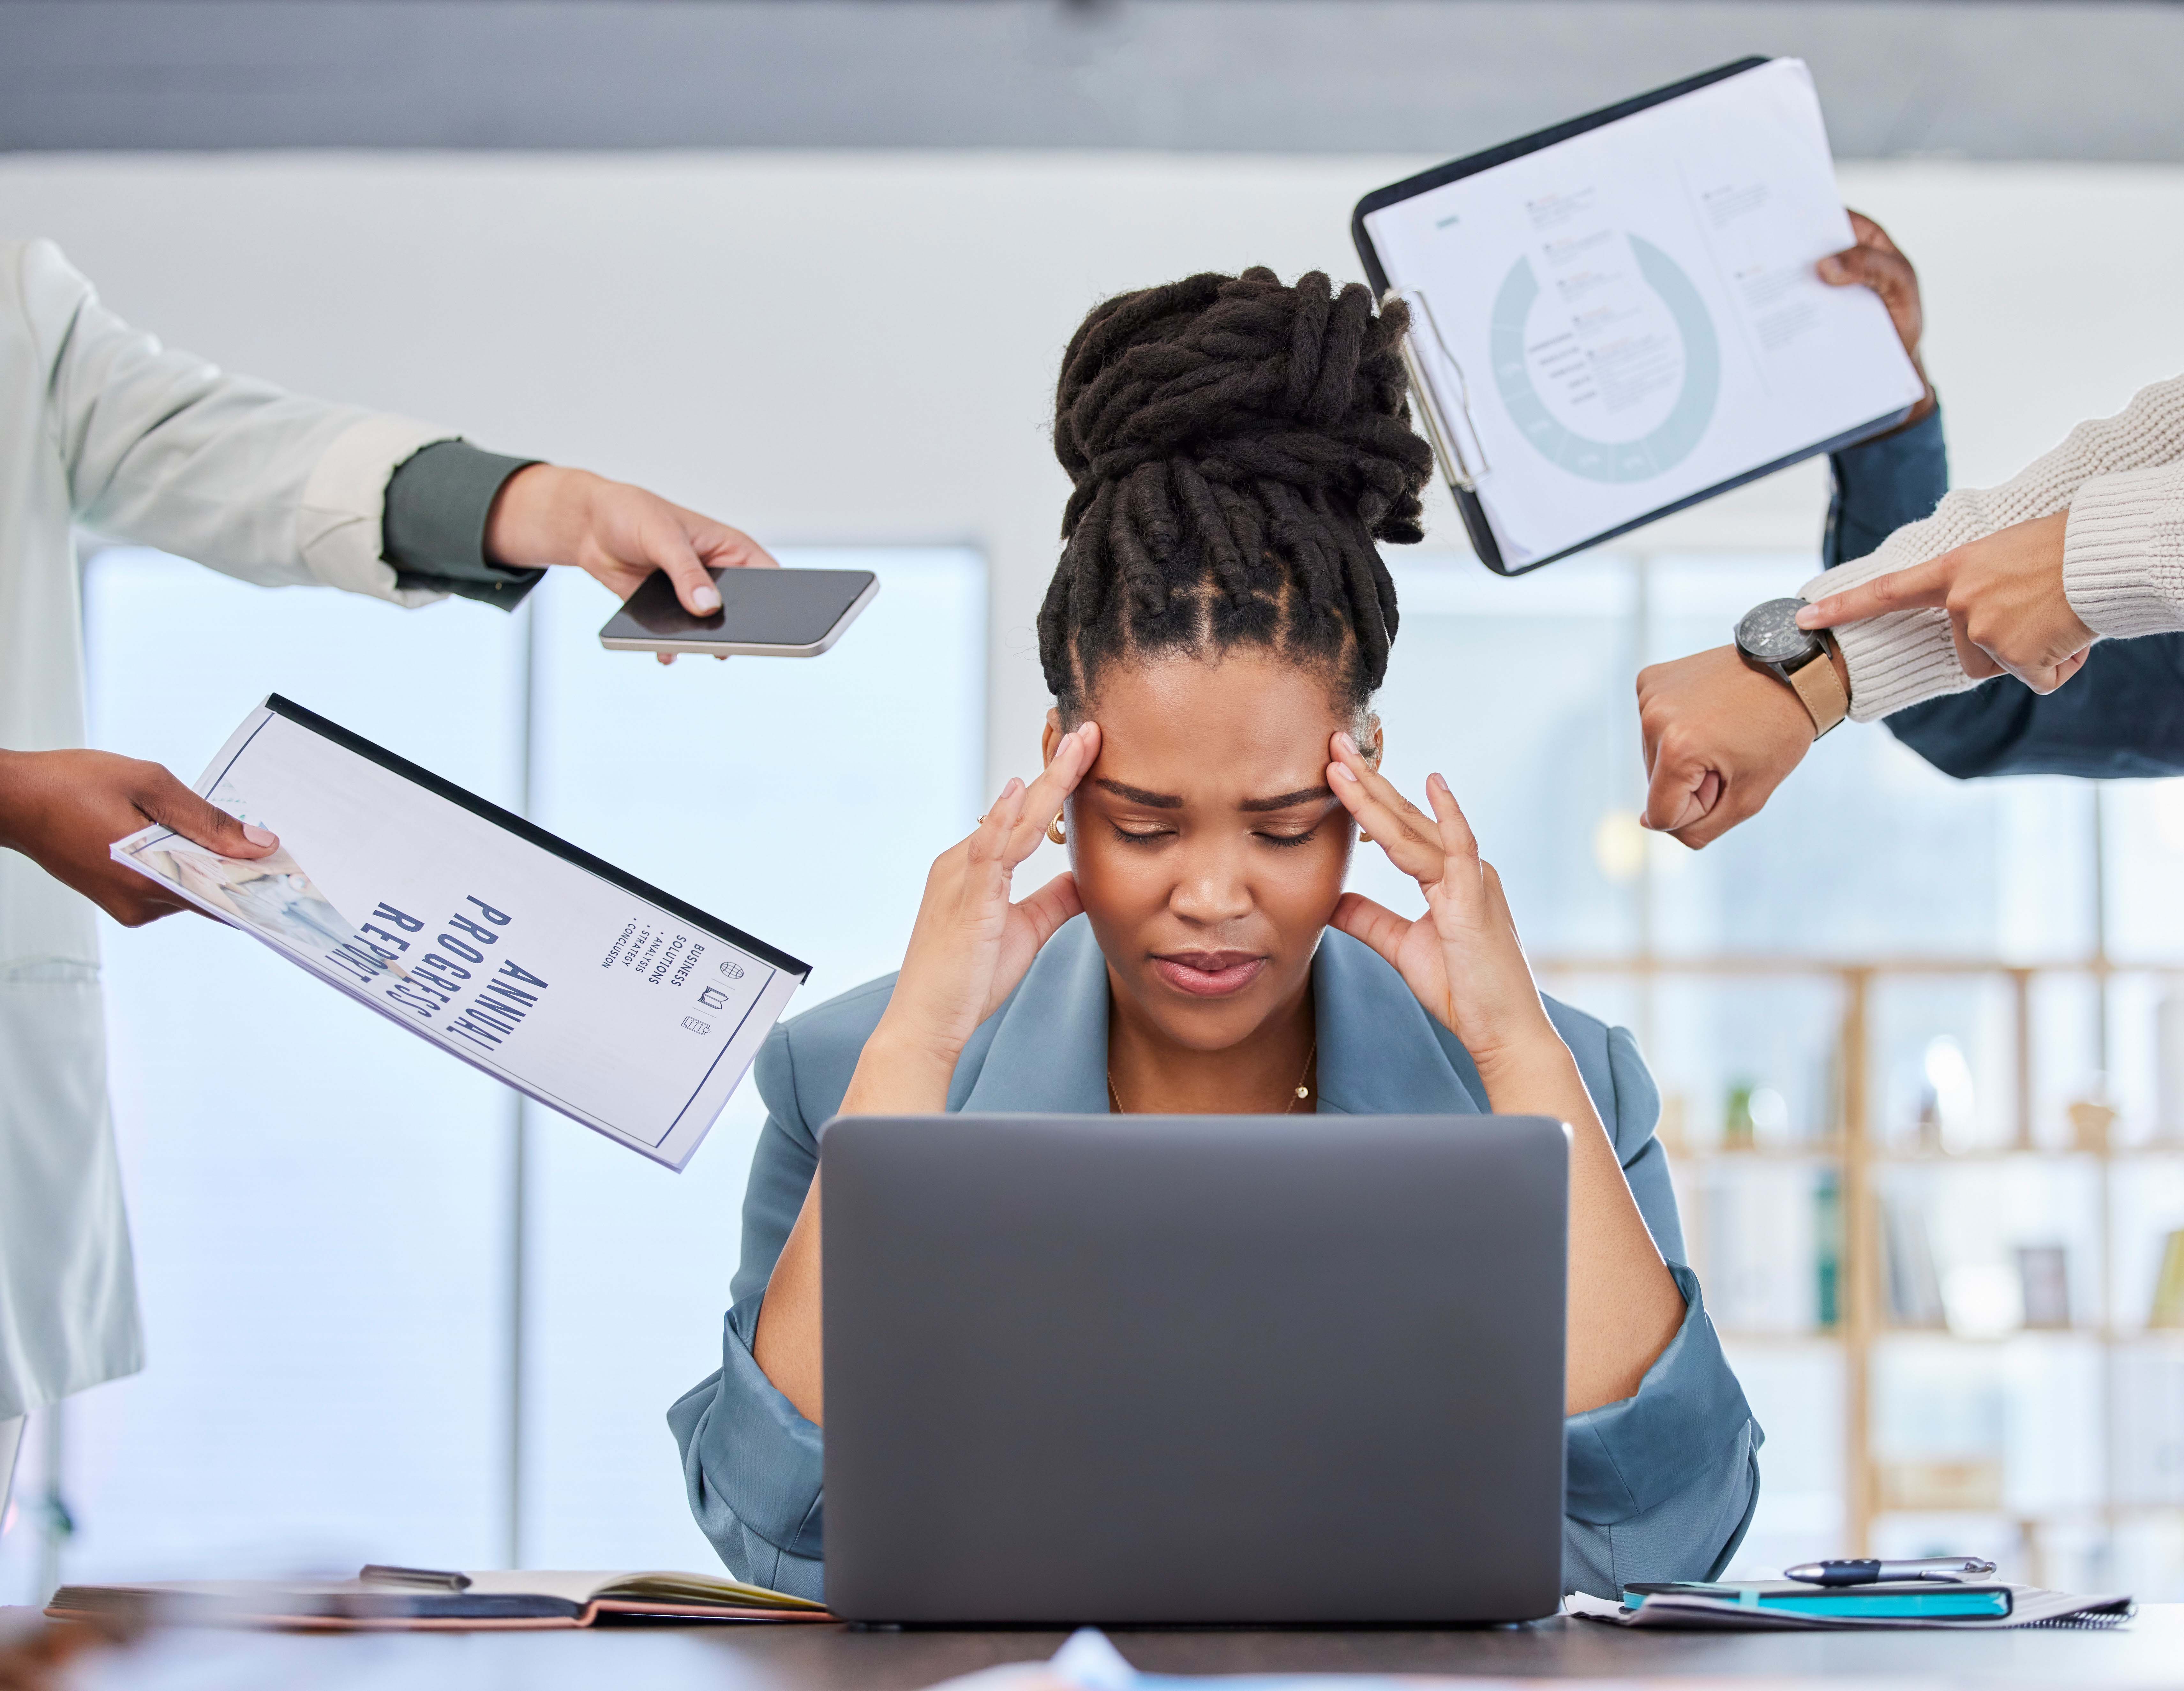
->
[109, 695, 808, 1170]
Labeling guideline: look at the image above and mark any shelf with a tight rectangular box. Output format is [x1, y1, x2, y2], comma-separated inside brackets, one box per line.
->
[1534, 952, 2184, 1562]
[1664, 1143, 2184, 1163]
[1715, 1328, 1843, 1345]
[1877, 1145, 2184, 1163]
[1872, 1501, 2184, 1521]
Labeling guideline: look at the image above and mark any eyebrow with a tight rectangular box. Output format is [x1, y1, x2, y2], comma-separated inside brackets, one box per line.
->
[1238, 786, 1336, 814]
[1092, 778, 1334, 814]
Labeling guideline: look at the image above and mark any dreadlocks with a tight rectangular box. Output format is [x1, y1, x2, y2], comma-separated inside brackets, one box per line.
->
[1038, 267, 1433, 722]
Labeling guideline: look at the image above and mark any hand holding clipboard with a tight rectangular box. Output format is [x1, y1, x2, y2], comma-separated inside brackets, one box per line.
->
[1352, 58, 1927, 574]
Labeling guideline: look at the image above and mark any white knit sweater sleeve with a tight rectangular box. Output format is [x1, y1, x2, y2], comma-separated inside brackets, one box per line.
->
[1799, 373, 2184, 721]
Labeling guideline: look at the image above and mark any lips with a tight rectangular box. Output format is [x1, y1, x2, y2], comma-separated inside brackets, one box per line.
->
[1150, 951, 1268, 998]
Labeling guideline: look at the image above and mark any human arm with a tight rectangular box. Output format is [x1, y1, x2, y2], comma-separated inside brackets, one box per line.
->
[1555, 1021, 1761, 1594]
[1633, 213, 1945, 846]
[0, 750, 279, 926]
[1322, 735, 1685, 1412]
[22, 239, 769, 619]
[749, 724, 1103, 1425]
[1799, 378, 2184, 718]
[668, 1031, 832, 1598]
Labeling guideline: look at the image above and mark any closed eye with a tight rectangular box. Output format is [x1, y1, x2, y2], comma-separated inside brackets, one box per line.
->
[1110, 823, 1174, 846]
[1255, 828, 1319, 850]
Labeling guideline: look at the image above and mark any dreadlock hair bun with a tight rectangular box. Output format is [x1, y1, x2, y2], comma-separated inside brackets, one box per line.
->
[1039, 267, 1433, 720]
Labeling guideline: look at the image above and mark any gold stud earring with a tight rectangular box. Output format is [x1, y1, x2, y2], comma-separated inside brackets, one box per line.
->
[1046, 811, 1068, 846]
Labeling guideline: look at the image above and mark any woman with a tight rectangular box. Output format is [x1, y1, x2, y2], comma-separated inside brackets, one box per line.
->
[671, 269, 1759, 1603]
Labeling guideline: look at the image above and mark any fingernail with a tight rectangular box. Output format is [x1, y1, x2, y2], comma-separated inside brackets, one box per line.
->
[1794, 605, 1821, 628]
[1003, 777, 1022, 797]
[1330, 763, 1357, 784]
[1817, 256, 1844, 280]
[1427, 772, 1446, 792]
[1334, 731, 1359, 756]
[242, 824, 277, 847]
[692, 585, 721, 613]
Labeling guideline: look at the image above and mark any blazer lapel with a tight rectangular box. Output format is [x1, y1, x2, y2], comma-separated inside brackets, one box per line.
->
[950, 919, 1485, 1120]
[956, 915, 1112, 1114]
[1311, 930, 1487, 1118]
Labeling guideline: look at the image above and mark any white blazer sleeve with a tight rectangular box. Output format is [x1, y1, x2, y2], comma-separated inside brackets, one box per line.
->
[17, 238, 455, 606]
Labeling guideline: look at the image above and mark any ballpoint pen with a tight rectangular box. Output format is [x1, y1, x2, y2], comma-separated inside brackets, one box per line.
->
[358, 1564, 473, 1590]
[1783, 1556, 1998, 1586]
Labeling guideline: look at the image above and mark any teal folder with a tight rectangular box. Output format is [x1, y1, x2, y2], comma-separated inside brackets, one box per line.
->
[1623, 1581, 2014, 1619]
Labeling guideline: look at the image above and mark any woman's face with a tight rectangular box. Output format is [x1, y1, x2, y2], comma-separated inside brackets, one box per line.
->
[1043, 652, 1368, 1054]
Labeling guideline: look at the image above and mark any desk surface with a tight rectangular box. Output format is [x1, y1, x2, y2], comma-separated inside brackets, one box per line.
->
[25, 1605, 2184, 1689]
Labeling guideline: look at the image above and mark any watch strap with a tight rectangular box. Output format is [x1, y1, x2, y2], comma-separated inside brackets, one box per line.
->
[1786, 636, 1850, 737]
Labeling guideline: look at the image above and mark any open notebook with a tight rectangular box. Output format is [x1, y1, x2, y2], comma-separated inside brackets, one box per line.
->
[46, 1569, 830, 1631]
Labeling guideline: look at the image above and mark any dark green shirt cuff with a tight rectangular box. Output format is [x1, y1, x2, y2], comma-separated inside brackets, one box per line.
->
[382, 440, 545, 610]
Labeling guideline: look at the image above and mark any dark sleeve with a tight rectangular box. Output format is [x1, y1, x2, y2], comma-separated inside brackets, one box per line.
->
[381, 440, 544, 610]
[1822, 403, 1949, 573]
[1824, 401, 2184, 778]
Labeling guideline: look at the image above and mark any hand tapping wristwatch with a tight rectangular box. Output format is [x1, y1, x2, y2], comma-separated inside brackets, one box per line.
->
[1734, 597, 1849, 738]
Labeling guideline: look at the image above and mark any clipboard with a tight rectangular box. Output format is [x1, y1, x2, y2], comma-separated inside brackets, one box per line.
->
[1351, 57, 1926, 575]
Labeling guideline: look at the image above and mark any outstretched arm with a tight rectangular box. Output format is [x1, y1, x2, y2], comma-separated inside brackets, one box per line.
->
[1633, 211, 1938, 848]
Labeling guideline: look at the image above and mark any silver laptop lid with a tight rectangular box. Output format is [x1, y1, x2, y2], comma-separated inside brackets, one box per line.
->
[821, 1112, 1569, 1625]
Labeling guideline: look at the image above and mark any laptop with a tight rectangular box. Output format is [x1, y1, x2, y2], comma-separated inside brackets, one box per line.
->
[820, 1112, 1569, 1625]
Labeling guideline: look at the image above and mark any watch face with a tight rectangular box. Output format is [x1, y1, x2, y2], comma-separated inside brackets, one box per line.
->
[1736, 597, 1821, 665]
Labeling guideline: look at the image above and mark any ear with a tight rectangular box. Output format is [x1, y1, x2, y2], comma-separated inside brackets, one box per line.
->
[1362, 712, 1385, 765]
[1042, 707, 1063, 767]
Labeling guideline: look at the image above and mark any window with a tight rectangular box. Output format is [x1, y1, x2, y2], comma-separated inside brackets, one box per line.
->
[0, 545, 983, 1597]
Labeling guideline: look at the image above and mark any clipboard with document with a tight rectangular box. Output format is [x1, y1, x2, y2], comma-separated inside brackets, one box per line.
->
[1352, 56, 1927, 575]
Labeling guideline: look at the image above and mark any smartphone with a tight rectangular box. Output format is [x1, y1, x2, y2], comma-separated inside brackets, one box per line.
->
[598, 567, 879, 658]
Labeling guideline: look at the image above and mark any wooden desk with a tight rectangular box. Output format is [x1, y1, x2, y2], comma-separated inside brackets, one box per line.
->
[29, 1605, 2184, 1689]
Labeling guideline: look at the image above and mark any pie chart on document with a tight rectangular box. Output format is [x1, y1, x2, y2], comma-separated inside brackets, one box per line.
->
[1489, 235, 1720, 485]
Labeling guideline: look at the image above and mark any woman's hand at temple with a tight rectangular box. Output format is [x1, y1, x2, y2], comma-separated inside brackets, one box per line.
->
[840, 721, 1102, 1116]
[756, 724, 1101, 1422]
[1321, 732, 1561, 1079]
[1322, 731, 1687, 1412]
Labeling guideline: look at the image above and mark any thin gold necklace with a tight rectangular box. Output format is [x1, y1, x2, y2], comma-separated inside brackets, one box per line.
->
[1106, 1038, 1317, 1115]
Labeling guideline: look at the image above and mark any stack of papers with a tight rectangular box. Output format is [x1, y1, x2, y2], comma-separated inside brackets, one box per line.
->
[1566, 1582, 2134, 1630]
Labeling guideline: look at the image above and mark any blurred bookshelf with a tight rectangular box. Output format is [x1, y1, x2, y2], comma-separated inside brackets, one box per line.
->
[1535, 953, 2184, 1597]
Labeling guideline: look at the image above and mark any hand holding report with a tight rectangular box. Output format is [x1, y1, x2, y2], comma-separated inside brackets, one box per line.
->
[110, 696, 807, 1169]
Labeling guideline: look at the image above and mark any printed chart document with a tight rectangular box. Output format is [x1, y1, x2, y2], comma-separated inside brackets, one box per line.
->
[1354, 56, 1926, 572]
[110, 695, 808, 1170]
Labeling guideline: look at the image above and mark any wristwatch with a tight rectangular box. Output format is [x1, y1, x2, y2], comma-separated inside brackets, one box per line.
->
[1734, 597, 1849, 738]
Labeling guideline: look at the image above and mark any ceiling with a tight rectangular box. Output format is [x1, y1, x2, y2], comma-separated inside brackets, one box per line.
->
[3, 1, 2180, 159]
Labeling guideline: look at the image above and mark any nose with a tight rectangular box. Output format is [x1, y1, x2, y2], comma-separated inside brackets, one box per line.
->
[1168, 836, 1255, 929]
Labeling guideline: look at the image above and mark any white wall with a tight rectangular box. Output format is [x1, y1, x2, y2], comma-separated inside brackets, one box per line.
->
[8, 150, 2184, 839]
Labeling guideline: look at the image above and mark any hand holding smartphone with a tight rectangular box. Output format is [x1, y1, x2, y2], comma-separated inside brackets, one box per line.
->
[599, 567, 878, 658]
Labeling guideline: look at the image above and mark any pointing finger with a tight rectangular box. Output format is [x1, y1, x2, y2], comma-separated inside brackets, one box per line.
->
[1796, 556, 1953, 629]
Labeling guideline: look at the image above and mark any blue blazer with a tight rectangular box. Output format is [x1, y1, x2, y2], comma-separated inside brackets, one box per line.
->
[669, 917, 1761, 1603]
